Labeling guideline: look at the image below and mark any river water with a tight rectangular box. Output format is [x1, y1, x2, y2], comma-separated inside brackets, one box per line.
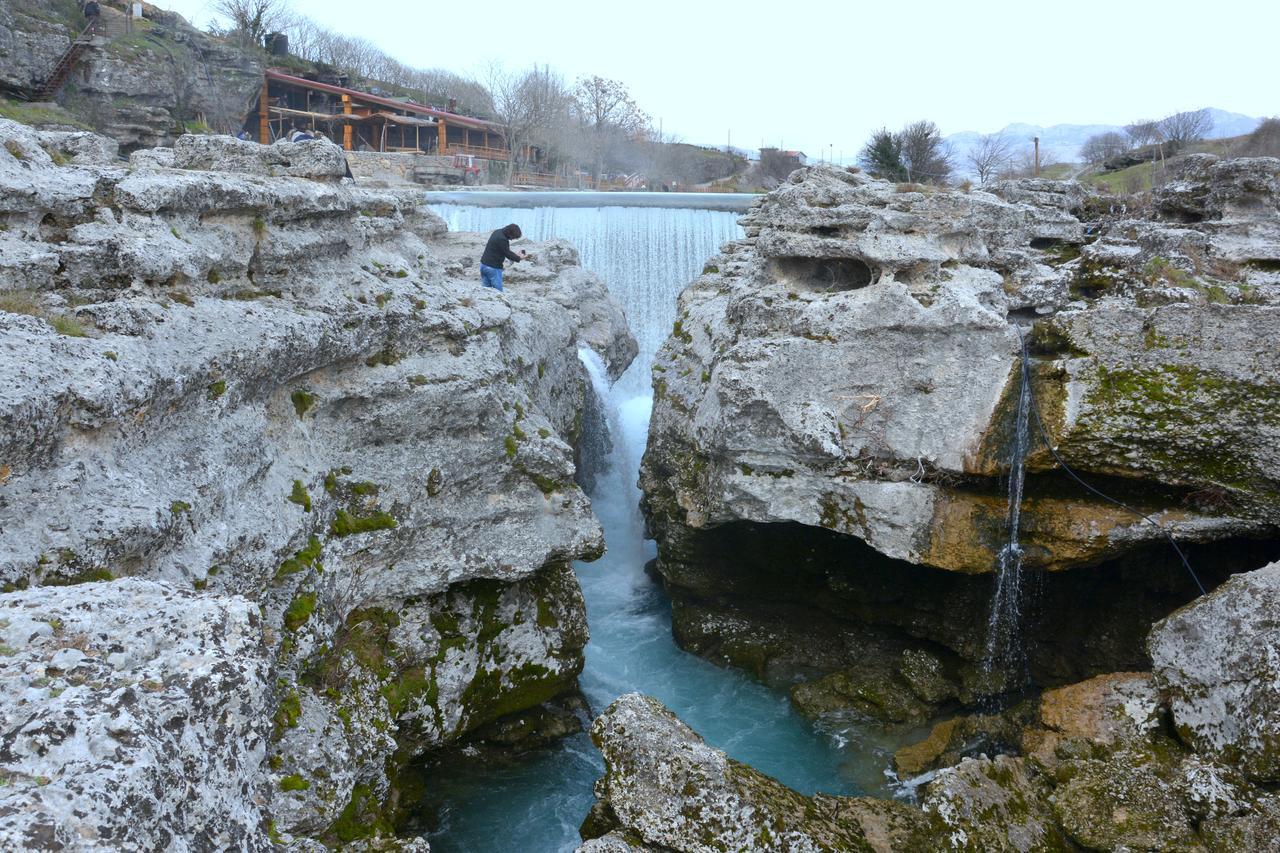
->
[420, 194, 911, 852]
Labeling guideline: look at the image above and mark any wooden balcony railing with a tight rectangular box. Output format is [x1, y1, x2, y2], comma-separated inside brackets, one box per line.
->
[445, 144, 509, 161]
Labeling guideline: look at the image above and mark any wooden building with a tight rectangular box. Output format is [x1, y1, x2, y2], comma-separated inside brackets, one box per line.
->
[255, 69, 514, 161]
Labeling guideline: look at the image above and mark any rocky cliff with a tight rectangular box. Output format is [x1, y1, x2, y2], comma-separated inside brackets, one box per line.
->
[579, 560, 1280, 851]
[1, 0, 262, 150]
[640, 161, 1280, 713]
[0, 118, 635, 847]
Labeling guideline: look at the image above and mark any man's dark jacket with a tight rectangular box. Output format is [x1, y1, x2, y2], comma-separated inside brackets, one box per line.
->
[481, 229, 522, 268]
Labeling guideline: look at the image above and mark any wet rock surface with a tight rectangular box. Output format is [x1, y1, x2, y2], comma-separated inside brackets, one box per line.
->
[592, 562, 1280, 851]
[0, 118, 634, 847]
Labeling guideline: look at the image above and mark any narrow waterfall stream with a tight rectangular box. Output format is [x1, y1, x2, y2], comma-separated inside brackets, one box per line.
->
[982, 333, 1035, 682]
[417, 195, 911, 852]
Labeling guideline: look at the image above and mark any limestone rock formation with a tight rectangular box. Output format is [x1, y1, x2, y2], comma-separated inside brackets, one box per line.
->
[172, 134, 351, 180]
[640, 161, 1280, 707]
[0, 579, 271, 850]
[0, 117, 635, 846]
[0, 1, 262, 150]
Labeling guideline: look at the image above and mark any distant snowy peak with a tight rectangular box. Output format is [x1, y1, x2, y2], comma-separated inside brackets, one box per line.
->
[946, 108, 1264, 164]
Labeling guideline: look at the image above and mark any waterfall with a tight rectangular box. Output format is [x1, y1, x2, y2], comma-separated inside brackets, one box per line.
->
[429, 197, 746, 396]
[982, 334, 1034, 683]
[573, 346, 613, 495]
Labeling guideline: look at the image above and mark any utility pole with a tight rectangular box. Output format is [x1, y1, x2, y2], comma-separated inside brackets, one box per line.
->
[1033, 136, 1041, 176]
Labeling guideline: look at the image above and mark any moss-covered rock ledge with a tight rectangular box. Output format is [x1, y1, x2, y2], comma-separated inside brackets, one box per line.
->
[0, 121, 635, 847]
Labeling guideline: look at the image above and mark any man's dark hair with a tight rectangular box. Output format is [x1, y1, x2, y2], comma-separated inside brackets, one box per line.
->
[502, 224, 522, 239]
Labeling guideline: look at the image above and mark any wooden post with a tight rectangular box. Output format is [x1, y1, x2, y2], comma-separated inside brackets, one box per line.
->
[342, 95, 352, 151]
[1034, 136, 1041, 176]
[464, 128, 470, 151]
[438, 120, 447, 155]
[258, 77, 269, 143]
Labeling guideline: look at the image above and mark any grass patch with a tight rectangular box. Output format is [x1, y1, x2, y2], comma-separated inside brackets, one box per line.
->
[0, 98, 89, 130]
[0, 291, 88, 337]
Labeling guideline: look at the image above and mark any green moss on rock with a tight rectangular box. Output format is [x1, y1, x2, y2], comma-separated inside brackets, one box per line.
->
[275, 536, 322, 580]
[279, 774, 310, 792]
[283, 592, 317, 631]
[287, 480, 312, 513]
[331, 509, 398, 537]
[291, 389, 315, 418]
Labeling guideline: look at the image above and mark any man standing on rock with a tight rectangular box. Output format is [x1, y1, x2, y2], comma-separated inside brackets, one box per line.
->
[479, 224, 529, 292]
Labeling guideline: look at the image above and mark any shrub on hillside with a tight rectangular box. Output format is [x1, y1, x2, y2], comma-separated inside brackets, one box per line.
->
[1238, 118, 1280, 158]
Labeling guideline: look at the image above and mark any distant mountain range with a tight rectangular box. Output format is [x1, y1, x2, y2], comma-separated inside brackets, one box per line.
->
[945, 108, 1265, 170]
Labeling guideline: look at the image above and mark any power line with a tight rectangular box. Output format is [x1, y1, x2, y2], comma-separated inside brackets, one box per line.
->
[1014, 327, 1206, 595]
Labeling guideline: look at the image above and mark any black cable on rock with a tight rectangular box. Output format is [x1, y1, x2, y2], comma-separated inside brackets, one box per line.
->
[1013, 326, 1207, 596]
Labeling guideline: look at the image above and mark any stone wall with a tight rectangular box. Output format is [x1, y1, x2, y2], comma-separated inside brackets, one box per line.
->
[347, 150, 491, 186]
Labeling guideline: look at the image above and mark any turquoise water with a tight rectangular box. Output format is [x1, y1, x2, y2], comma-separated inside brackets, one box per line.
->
[421, 199, 908, 852]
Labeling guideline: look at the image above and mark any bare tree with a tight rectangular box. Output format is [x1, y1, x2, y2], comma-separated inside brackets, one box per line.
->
[572, 75, 649, 181]
[1081, 131, 1129, 164]
[1125, 119, 1162, 148]
[487, 64, 569, 183]
[898, 120, 952, 183]
[966, 133, 1014, 184]
[213, 0, 290, 48]
[1159, 108, 1212, 149]
[1001, 144, 1060, 179]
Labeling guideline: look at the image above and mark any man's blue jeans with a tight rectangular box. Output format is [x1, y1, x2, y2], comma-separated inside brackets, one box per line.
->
[480, 263, 503, 292]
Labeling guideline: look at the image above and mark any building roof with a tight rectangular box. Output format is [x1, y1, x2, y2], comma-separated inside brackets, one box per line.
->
[265, 69, 502, 133]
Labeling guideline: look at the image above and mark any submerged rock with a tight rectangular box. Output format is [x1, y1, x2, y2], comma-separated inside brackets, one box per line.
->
[0, 117, 635, 846]
[581, 692, 936, 852]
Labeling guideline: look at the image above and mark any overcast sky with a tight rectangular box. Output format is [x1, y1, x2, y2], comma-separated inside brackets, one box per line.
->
[156, 0, 1276, 158]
